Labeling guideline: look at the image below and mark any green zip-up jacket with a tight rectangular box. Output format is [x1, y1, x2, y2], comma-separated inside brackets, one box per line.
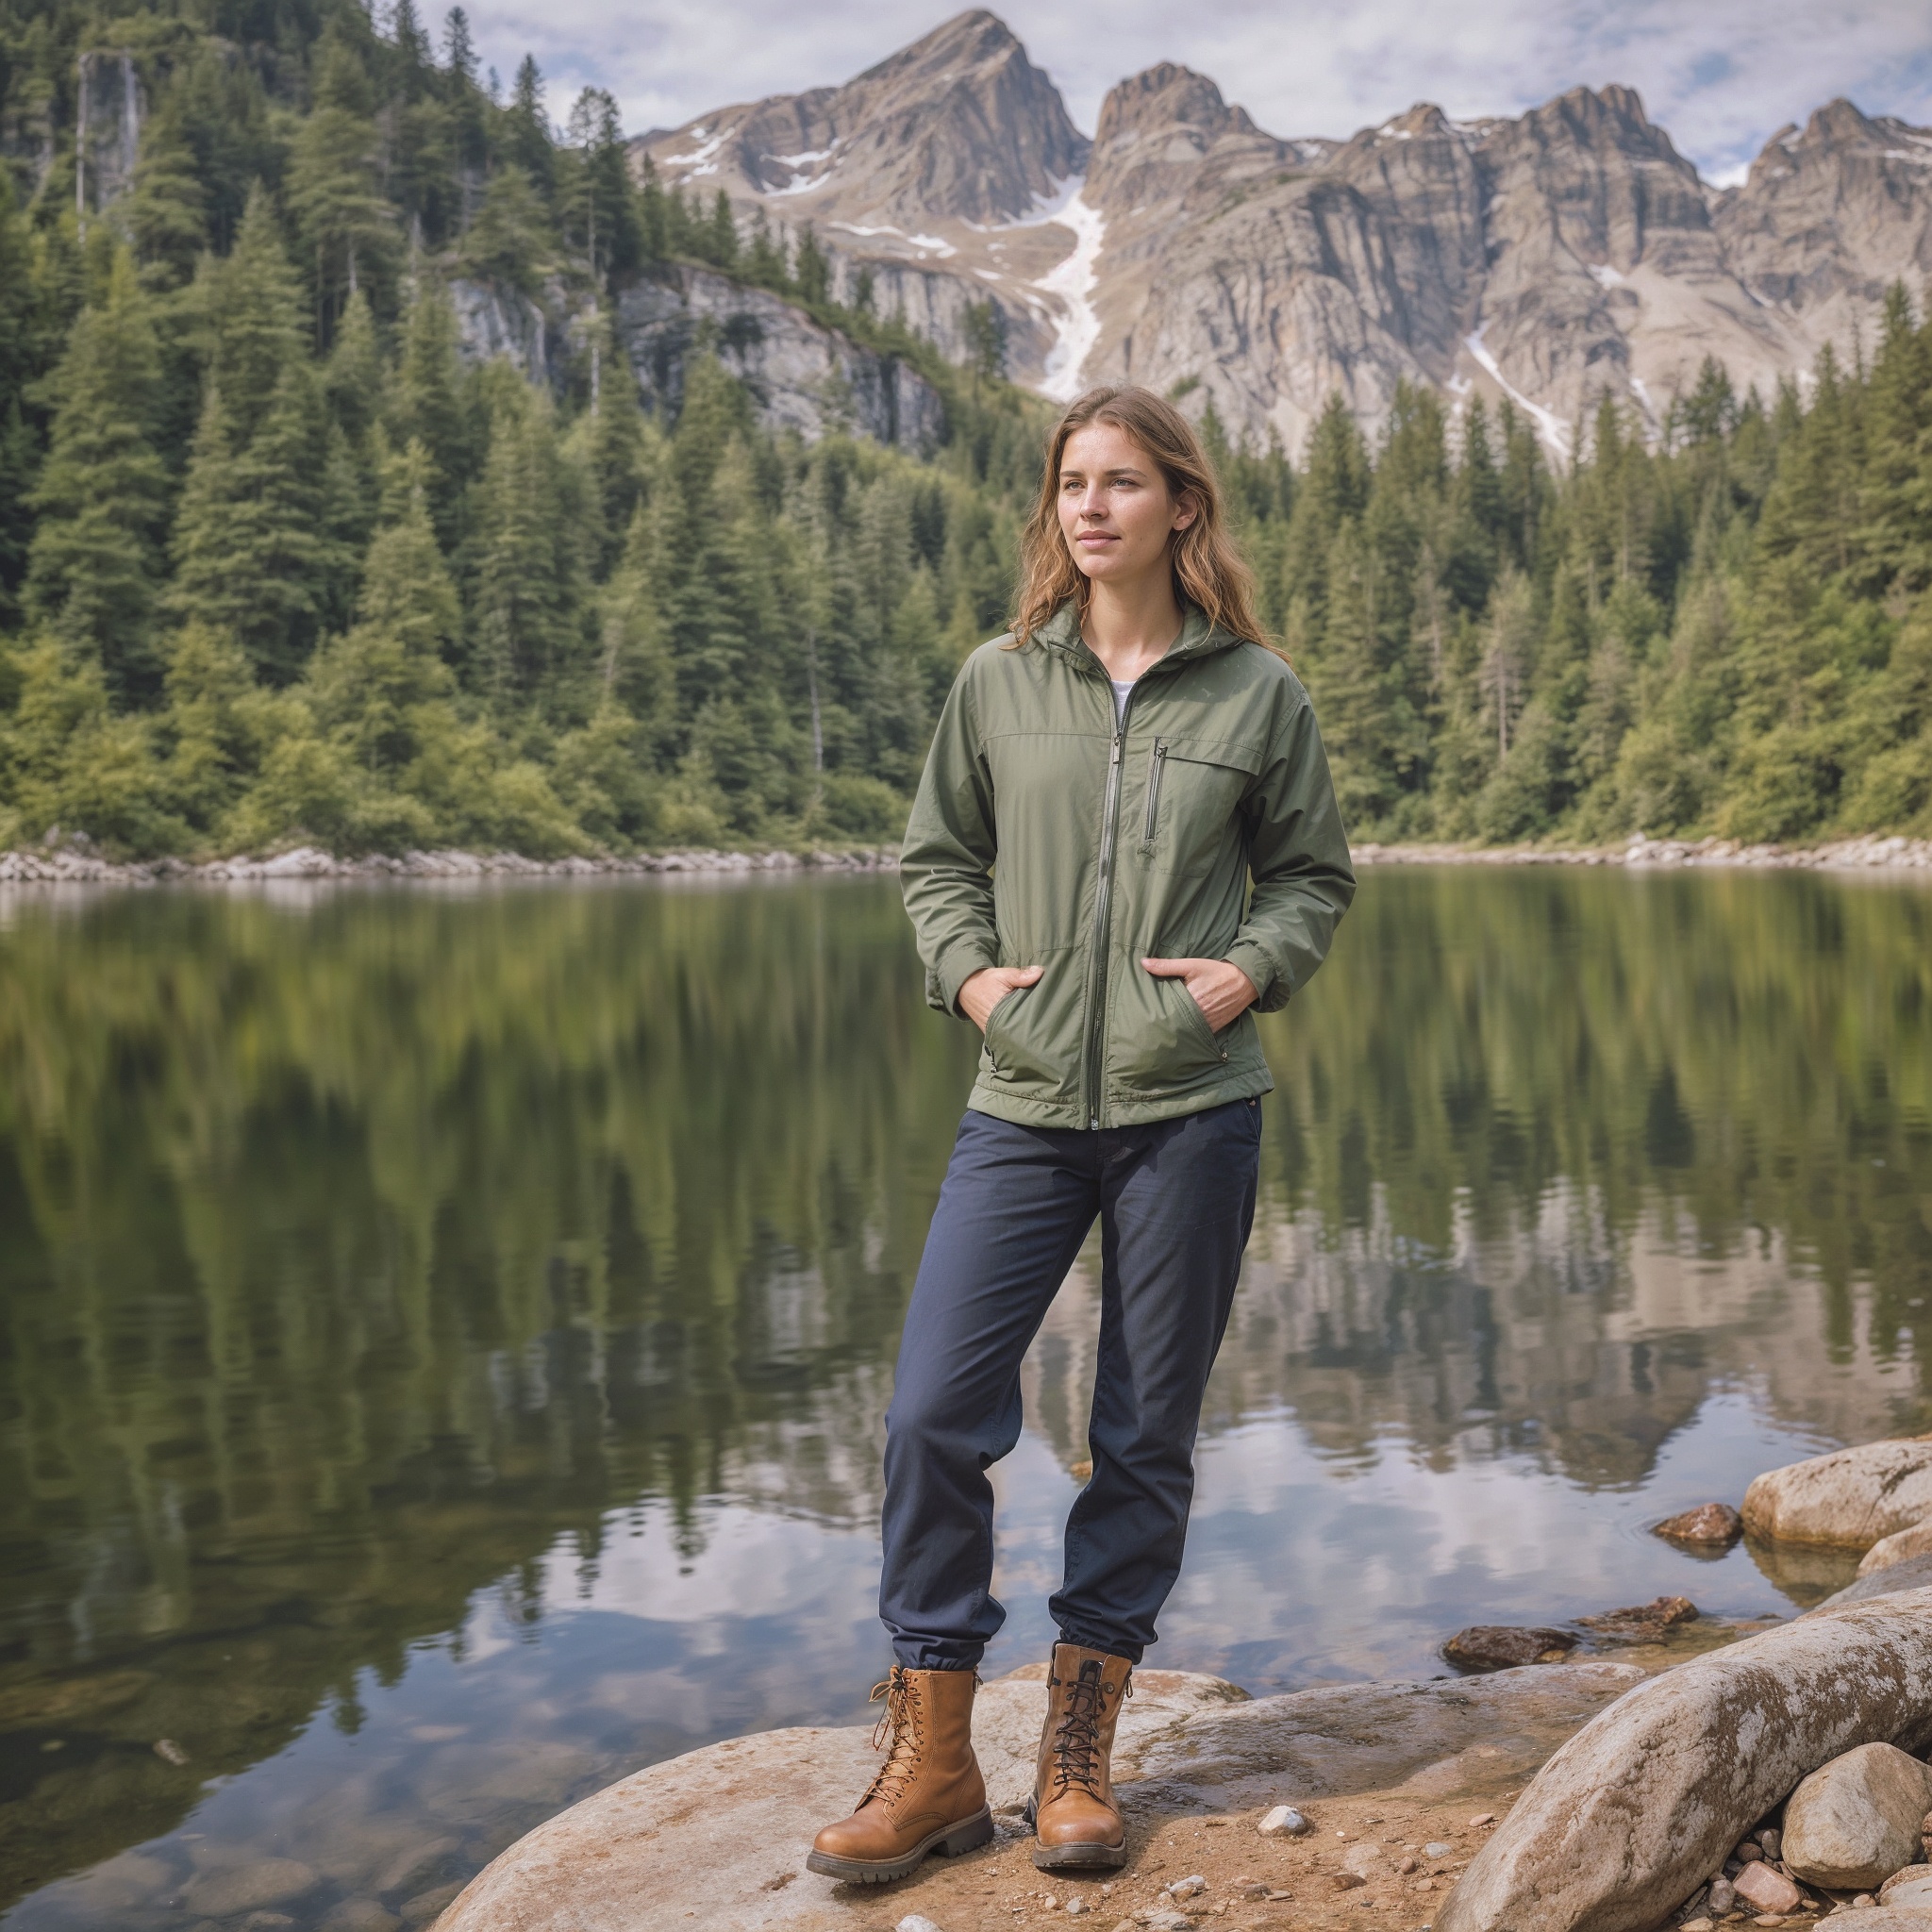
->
[901, 600, 1357, 1130]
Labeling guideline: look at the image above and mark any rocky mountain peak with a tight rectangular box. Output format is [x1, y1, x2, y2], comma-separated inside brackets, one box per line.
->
[1094, 63, 1257, 146]
[632, 11, 1932, 458]
[638, 7, 1086, 233]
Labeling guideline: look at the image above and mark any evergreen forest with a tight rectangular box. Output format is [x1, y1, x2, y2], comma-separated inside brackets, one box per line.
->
[1, 0, 1929, 857]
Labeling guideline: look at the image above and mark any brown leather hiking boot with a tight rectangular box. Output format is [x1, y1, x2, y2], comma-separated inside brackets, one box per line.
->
[808, 1666, 993, 1884]
[1030, 1641, 1133, 1869]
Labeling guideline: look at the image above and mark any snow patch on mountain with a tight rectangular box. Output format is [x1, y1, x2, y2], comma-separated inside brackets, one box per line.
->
[1032, 177, 1107, 403]
[1465, 325, 1573, 461]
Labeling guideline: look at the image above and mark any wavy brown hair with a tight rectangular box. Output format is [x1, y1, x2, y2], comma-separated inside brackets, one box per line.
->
[1009, 385, 1270, 649]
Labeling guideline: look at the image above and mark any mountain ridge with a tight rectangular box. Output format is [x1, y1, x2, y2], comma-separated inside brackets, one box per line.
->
[632, 11, 1932, 450]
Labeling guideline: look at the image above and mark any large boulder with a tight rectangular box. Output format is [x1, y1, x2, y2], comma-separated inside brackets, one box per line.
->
[436, 1661, 1645, 1932]
[1742, 1439, 1932, 1550]
[1782, 1742, 1932, 1890]
[1433, 1587, 1932, 1932]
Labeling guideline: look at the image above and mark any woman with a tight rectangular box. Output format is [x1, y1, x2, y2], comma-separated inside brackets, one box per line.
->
[809, 386, 1355, 1884]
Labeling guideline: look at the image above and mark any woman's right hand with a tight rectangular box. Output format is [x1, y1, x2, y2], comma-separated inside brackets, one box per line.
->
[958, 965, 1043, 1033]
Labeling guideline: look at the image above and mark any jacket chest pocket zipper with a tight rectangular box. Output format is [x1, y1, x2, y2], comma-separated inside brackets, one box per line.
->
[1141, 740, 1168, 853]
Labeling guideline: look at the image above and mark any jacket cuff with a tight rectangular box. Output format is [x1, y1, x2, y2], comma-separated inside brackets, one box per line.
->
[1225, 940, 1289, 1014]
[930, 942, 999, 1017]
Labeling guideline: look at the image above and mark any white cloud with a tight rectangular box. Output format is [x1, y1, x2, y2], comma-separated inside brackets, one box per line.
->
[459, 0, 1932, 181]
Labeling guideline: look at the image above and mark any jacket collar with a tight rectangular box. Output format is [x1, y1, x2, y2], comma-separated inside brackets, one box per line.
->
[1032, 598, 1242, 676]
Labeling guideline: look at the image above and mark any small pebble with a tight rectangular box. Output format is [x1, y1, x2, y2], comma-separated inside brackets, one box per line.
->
[1397, 1857, 1420, 1874]
[1065, 1901, 1089, 1919]
[1166, 1874, 1207, 1900]
[1757, 1828, 1782, 1859]
[1707, 1877, 1736, 1913]
[1854, 1894, 1877, 1907]
[1424, 1842, 1454, 1858]
[1681, 1922, 1714, 1931]
[1737, 1841, 1764, 1862]
[1470, 1813, 1496, 1827]
[1257, 1805, 1308, 1837]
[153, 1738, 190, 1766]
[1330, 1873, 1367, 1891]
[896, 1917, 944, 1932]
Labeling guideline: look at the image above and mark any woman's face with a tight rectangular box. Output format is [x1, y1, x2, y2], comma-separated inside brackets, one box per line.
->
[1057, 421, 1194, 589]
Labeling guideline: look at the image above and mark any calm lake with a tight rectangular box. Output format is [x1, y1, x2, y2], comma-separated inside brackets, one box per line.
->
[1, 868, 1929, 1927]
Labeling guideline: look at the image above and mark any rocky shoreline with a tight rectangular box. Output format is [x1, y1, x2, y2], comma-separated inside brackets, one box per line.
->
[0, 843, 903, 886]
[427, 1437, 1932, 1932]
[2, 833, 1929, 889]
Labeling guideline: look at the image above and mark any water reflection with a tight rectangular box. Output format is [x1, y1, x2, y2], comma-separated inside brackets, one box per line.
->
[0, 868, 1927, 1925]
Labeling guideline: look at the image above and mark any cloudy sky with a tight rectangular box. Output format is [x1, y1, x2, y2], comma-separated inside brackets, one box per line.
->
[458, 0, 1932, 185]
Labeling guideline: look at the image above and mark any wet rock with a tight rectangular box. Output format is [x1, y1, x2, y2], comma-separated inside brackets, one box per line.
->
[180, 1861, 319, 1917]
[1654, 1504, 1745, 1548]
[1123, 1662, 1643, 1808]
[1862, 1521, 1932, 1577]
[1441, 1625, 1578, 1670]
[1820, 1553, 1932, 1609]
[1576, 1595, 1700, 1639]
[152, 1737, 190, 1765]
[1433, 1588, 1932, 1932]
[401, 1881, 466, 1924]
[1783, 1741, 1932, 1890]
[1731, 1858, 1801, 1912]
[320, 1904, 402, 1932]
[1257, 1804, 1308, 1836]
[1742, 1439, 1932, 1551]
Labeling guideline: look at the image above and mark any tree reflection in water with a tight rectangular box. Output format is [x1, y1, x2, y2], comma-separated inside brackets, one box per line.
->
[0, 868, 1926, 1924]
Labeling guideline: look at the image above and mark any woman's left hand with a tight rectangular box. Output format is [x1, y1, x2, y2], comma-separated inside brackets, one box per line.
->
[1141, 957, 1259, 1034]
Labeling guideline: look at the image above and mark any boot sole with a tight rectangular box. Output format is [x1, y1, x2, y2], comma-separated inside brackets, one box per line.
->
[807, 1807, 994, 1884]
[1030, 1838, 1127, 1870]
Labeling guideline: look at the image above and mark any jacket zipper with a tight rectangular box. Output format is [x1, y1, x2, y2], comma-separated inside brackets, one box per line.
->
[1083, 689, 1133, 1130]
[1141, 740, 1168, 850]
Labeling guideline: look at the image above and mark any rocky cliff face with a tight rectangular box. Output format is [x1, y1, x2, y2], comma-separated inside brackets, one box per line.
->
[635, 10, 1932, 452]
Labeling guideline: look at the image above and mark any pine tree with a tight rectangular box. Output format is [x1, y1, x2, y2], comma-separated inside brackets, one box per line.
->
[288, 38, 398, 337]
[24, 250, 170, 704]
[389, 277, 475, 548]
[170, 363, 340, 685]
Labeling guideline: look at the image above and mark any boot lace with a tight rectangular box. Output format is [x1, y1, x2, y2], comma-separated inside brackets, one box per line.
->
[861, 1668, 923, 1807]
[1047, 1658, 1125, 1797]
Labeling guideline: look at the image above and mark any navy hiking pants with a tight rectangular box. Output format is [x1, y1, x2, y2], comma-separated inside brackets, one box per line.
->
[879, 1096, 1261, 1670]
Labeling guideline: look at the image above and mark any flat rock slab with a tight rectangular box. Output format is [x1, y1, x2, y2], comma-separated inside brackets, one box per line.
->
[438, 1663, 1643, 1932]
[1743, 1438, 1932, 1550]
[1812, 1912, 1932, 1930]
[1434, 1587, 1932, 1932]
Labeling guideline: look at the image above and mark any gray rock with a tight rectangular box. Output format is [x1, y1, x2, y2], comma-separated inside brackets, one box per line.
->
[319, 1903, 403, 1932]
[1706, 1875, 1735, 1913]
[1819, 1553, 1932, 1609]
[1883, 1866, 1932, 1907]
[1257, 1805, 1307, 1836]
[1811, 1911, 1932, 1930]
[1783, 1743, 1932, 1890]
[1863, 1521, 1932, 1577]
[1433, 1588, 1932, 1932]
[179, 1861, 318, 1917]
[1118, 1661, 1644, 1807]
[1742, 1439, 1932, 1551]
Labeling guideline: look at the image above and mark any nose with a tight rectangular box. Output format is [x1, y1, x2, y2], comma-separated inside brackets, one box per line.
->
[1078, 482, 1108, 519]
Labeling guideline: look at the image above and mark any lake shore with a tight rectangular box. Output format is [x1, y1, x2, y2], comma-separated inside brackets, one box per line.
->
[2, 831, 1929, 887]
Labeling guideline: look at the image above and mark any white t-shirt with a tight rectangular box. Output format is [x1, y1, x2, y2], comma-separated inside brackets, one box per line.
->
[1111, 678, 1135, 724]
